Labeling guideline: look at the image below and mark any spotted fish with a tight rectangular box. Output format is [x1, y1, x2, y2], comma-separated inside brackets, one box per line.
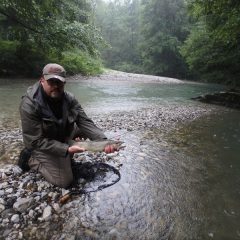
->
[71, 140, 124, 152]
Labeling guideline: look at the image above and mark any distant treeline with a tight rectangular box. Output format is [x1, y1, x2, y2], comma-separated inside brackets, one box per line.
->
[0, 0, 240, 86]
[94, 0, 240, 86]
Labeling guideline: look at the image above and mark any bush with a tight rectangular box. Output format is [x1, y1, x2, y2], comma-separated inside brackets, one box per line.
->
[0, 41, 103, 77]
[60, 49, 103, 76]
[0, 40, 19, 76]
[0, 40, 50, 77]
[112, 61, 144, 74]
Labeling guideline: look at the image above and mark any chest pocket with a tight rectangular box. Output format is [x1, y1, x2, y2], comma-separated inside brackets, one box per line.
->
[42, 118, 59, 139]
[64, 110, 78, 138]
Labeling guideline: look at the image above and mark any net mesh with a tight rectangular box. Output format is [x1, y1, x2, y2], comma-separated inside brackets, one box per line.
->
[71, 161, 121, 194]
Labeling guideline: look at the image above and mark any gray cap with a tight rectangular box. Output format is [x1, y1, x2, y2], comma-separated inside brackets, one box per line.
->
[42, 63, 66, 82]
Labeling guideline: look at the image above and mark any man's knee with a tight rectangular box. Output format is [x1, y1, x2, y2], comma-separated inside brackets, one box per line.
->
[29, 156, 73, 188]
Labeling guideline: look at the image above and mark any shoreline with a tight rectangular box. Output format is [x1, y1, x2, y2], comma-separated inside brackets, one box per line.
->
[66, 70, 185, 84]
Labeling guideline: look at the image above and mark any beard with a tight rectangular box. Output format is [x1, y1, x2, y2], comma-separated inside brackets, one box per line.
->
[49, 89, 63, 100]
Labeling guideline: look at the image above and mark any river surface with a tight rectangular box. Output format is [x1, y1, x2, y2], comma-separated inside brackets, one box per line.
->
[0, 76, 240, 239]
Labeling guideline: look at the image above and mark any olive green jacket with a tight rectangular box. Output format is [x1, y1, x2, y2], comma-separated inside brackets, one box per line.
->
[19, 82, 106, 158]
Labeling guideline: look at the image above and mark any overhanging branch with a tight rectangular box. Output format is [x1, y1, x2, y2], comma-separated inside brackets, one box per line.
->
[0, 8, 42, 34]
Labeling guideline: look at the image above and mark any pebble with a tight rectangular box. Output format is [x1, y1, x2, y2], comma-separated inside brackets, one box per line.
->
[208, 232, 214, 238]
[28, 209, 34, 218]
[0, 203, 5, 212]
[52, 203, 60, 213]
[108, 228, 121, 239]
[13, 197, 34, 213]
[42, 206, 52, 221]
[5, 188, 13, 194]
[11, 214, 20, 223]
[0, 198, 5, 204]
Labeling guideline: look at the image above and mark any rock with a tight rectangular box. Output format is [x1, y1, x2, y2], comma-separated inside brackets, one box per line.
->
[5, 188, 14, 194]
[1, 172, 7, 179]
[42, 205, 52, 221]
[0, 203, 5, 213]
[2, 218, 9, 224]
[0, 197, 5, 204]
[0, 182, 8, 189]
[107, 152, 119, 158]
[1, 208, 15, 218]
[208, 232, 214, 238]
[41, 191, 48, 200]
[108, 228, 121, 239]
[191, 89, 240, 109]
[52, 203, 61, 213]
[12, 166, 22, 176]
[3, 228, 12, 238]
[11, 214, 20, 223]
[62, 189, 70, 196]
[28, 209, 34, 218]
[13, 197, 34, 213]
[18, 231, 23, 239]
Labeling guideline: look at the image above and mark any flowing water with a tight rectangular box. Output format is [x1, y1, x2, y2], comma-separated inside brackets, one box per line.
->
[0, 77, 239, 239]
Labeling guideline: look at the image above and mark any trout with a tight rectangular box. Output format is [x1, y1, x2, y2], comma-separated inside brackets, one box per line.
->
[70, 140, 124, 153]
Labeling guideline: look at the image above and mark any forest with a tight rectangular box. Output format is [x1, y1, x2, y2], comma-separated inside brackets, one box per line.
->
[0, 0, 239, 86]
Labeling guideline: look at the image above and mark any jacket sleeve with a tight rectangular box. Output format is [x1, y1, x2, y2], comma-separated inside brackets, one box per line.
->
[20, 97, 69, 157]
[70, 97, 107, 140]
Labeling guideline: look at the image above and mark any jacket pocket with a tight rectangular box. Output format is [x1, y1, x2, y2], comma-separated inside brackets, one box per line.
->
[42, 118, 57, 138]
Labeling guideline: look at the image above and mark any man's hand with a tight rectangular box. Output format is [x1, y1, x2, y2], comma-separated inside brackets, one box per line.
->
[68, 145, 85, 154]
[104, 144, 117, 154]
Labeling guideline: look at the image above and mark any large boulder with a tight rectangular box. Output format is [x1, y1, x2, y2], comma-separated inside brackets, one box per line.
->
[191, 89, 240, 109]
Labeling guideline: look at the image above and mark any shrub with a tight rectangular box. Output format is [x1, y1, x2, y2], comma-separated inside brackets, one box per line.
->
[60, 49, 103, 76]
[0, 40, 19, 76]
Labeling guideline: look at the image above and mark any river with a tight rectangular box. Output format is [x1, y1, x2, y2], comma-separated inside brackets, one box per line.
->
[0, 73, 239, 239]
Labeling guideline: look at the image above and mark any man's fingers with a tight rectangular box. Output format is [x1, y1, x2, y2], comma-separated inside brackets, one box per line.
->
[104, 144, 116, 153]
[68, 145, 85, 154]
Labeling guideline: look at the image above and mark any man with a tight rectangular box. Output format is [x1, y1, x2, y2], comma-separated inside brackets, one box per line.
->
[19, 63, 116, 188]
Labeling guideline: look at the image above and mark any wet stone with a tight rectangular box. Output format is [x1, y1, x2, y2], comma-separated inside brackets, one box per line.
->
[13, 197, 34, 213]
[0, 203, 5, 212]
[11, 214, 20, 223]
[42, 205, 52, 221]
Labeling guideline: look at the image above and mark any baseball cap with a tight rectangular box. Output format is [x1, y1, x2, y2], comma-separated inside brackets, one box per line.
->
[42, 63, 66, 82]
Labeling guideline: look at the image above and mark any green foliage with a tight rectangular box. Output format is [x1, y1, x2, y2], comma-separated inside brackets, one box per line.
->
[95, 0, 189, 78]
[181, 0, 240, 86]
[0, 40, 19, 76]
[187, 0, 240, 46]
[60, 49, 103, 76]
[94, 0, 142, 72]
[112, 61, 144, 74]
[0, 0, 104, 76]
[140, 0, 189, 78]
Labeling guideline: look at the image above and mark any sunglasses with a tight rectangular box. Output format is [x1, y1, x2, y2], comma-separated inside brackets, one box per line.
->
[46, 78, 65, 87]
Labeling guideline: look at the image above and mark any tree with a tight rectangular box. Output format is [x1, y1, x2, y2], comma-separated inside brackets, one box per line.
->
[94, 0, 142, 72]
[181, 0, 240, 85]
[140, 0, 189, 78]
[0, 0, 104, 76]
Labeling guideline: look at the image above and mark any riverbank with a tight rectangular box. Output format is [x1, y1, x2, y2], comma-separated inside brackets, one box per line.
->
[68, 69, 184, 84]
[0, 71, 223, 239]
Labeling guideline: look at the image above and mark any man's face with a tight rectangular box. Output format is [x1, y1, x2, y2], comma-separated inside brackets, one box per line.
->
[40, 77, 65, 99]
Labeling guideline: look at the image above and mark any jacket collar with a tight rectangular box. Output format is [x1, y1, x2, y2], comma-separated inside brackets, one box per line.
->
[27, 81, 68, 124]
